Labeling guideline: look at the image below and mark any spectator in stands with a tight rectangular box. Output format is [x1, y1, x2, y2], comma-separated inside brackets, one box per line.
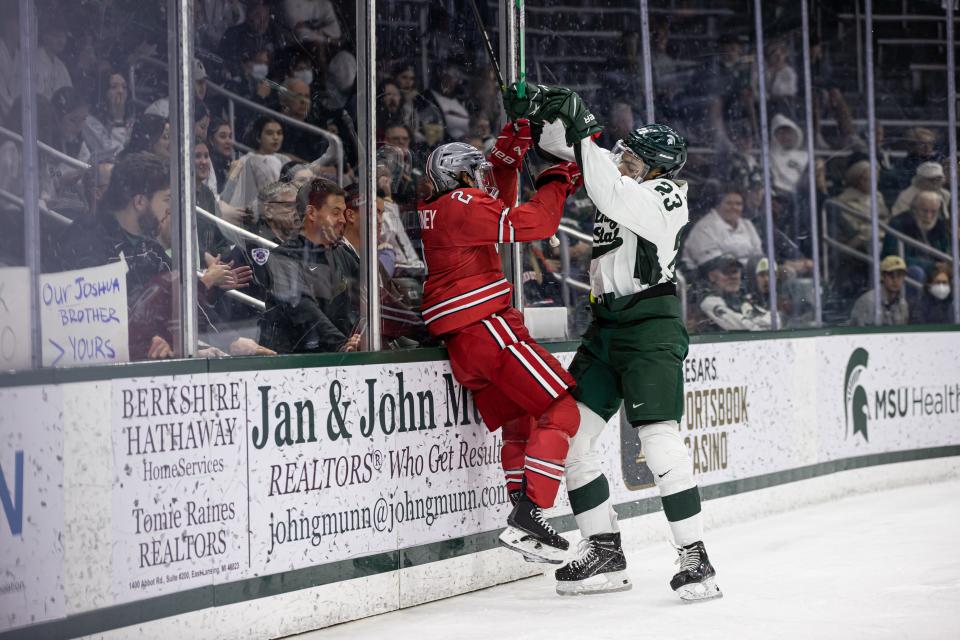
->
[279, 78, 329, 163]
[464, 68, 501, 128]
[891, 161, 951, 218]
[377, 79, 406, 134]
[682, 188, 764, 271]
[317, 49, 357, 114]
[279, 160, 313, 187]
[36, 16, 72, 99]
[219, 1, 279, 79]
[764, 40, 798, 101]
[911, 263, 953, 325]
[221, 115, 291, 213]
[217, 43, 276, 134]
[833, 159, 890, 252]
[85, 70, 135, 159]
[849, 255, 909, 327]
[195, 0, 246, 54]
[650, 19, 684, 118]
[427, 62, 469, 141]
[882, 190, 950, 282]
[891, 127, 941, 194]
[46, 87, 94, 216]
[208, 119, 236, 191]
[81, 160, 114, 220]
[598, 100, 635, 150]
[723, 122, 760, 191]
[0, 1, 19, 121]
[769, 114, 808, 195]
[194, 140, 232, 260]
[697, 254, 773, 332]
[704, 33, 754, 150]
[50, 87, 91, 164]
[54, 152, 175, 358]
[221, 180, 300, 325]
[258, 178, 361, 353]
[283, 0, 342, 49]
[144, 62, 211, 121]
[847, 125, 900, 205]
[124, 115, 171, 158]
[257, 180, 301, 244]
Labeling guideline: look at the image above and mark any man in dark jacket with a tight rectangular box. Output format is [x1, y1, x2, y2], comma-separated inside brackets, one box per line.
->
[258, 178, 362, 353]
[54, 151, 176, 359]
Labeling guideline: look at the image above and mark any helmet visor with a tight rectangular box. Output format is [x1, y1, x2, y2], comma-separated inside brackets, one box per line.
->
[612, 141, 648, 182]
[473, 160, 499, 199]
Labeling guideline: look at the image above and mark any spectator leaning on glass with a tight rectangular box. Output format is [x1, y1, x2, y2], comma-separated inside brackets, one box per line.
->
[849, 255, 909, 327]
[258, 179, 362, 353]
[882, 190, 949, 282]
[697, 254, 773, 332]
[681, 188, 763, 271]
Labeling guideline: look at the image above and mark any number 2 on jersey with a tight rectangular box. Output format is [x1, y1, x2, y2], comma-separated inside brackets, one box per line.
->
[653, 182, 683, 211]
[451, 190, 473, 204]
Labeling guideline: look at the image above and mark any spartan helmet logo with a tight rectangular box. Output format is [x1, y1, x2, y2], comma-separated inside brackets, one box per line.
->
[843, 348, 870, 441]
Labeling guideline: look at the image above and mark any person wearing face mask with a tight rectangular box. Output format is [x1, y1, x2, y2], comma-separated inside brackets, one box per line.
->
[219, 1, 278, 79]
[881, 190, 950, 282]
[911, 263, 953, 324]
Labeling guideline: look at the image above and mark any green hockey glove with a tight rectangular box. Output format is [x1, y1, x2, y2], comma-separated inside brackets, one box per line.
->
[503, 83, 573, 122]
[552, 92, 603, 145]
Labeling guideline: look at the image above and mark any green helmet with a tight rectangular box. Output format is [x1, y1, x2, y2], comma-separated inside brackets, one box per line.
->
[620, 123, 687, 180]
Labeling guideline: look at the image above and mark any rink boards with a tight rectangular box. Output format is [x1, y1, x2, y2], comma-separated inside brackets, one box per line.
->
[1, 328, 959, 639]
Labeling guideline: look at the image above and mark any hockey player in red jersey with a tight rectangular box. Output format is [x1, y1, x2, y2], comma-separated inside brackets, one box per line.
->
[419, 120, 582, 563]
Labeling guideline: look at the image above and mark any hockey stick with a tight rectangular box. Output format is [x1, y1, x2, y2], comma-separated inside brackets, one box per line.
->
[467, 0, 507, 90]
[466, 0, 561, 247]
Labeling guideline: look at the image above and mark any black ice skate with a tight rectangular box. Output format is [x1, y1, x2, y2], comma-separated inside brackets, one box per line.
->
[554, 532, 632, 596]
[498, 494, 569, 564]
[670, 540, 722, 603]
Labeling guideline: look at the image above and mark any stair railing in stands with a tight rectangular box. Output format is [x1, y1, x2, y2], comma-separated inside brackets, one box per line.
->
[131, 56, 344, 186]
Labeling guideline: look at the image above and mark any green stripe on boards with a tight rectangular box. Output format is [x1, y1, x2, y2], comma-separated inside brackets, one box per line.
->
[661, 486, 702, 522]
[568, 475, 610, 515]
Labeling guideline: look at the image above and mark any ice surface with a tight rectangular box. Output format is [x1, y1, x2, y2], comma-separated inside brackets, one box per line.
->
[300, 479, 960, 640]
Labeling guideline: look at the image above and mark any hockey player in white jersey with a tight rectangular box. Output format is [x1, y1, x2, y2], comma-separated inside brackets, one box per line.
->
[505, 84, 722, 602]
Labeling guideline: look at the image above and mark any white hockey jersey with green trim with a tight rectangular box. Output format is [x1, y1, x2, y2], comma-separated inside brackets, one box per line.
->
[577, 137, 690, 298]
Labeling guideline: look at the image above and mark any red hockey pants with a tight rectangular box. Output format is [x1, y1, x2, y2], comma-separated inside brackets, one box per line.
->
[444, 308, 579, 507]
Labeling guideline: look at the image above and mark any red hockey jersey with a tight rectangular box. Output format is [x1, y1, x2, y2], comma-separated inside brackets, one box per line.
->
[419, 167, 568, 336]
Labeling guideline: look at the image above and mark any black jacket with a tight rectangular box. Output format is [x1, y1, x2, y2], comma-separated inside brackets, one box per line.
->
[258, 235, 360, 353]
[53, 213, 172, 307]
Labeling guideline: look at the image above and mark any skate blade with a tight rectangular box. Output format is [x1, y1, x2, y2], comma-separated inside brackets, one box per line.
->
[498, 527, 566, 565]
[676, 577, 723, 604]
[556, 571, 633, 596]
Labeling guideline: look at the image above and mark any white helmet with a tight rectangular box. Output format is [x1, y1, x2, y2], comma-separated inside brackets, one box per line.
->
[425, 142, 498, 198]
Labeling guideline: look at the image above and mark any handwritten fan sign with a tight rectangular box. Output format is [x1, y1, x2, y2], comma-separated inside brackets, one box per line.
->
[0, 267, 32, 370]
[39, 261, 129, 367]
